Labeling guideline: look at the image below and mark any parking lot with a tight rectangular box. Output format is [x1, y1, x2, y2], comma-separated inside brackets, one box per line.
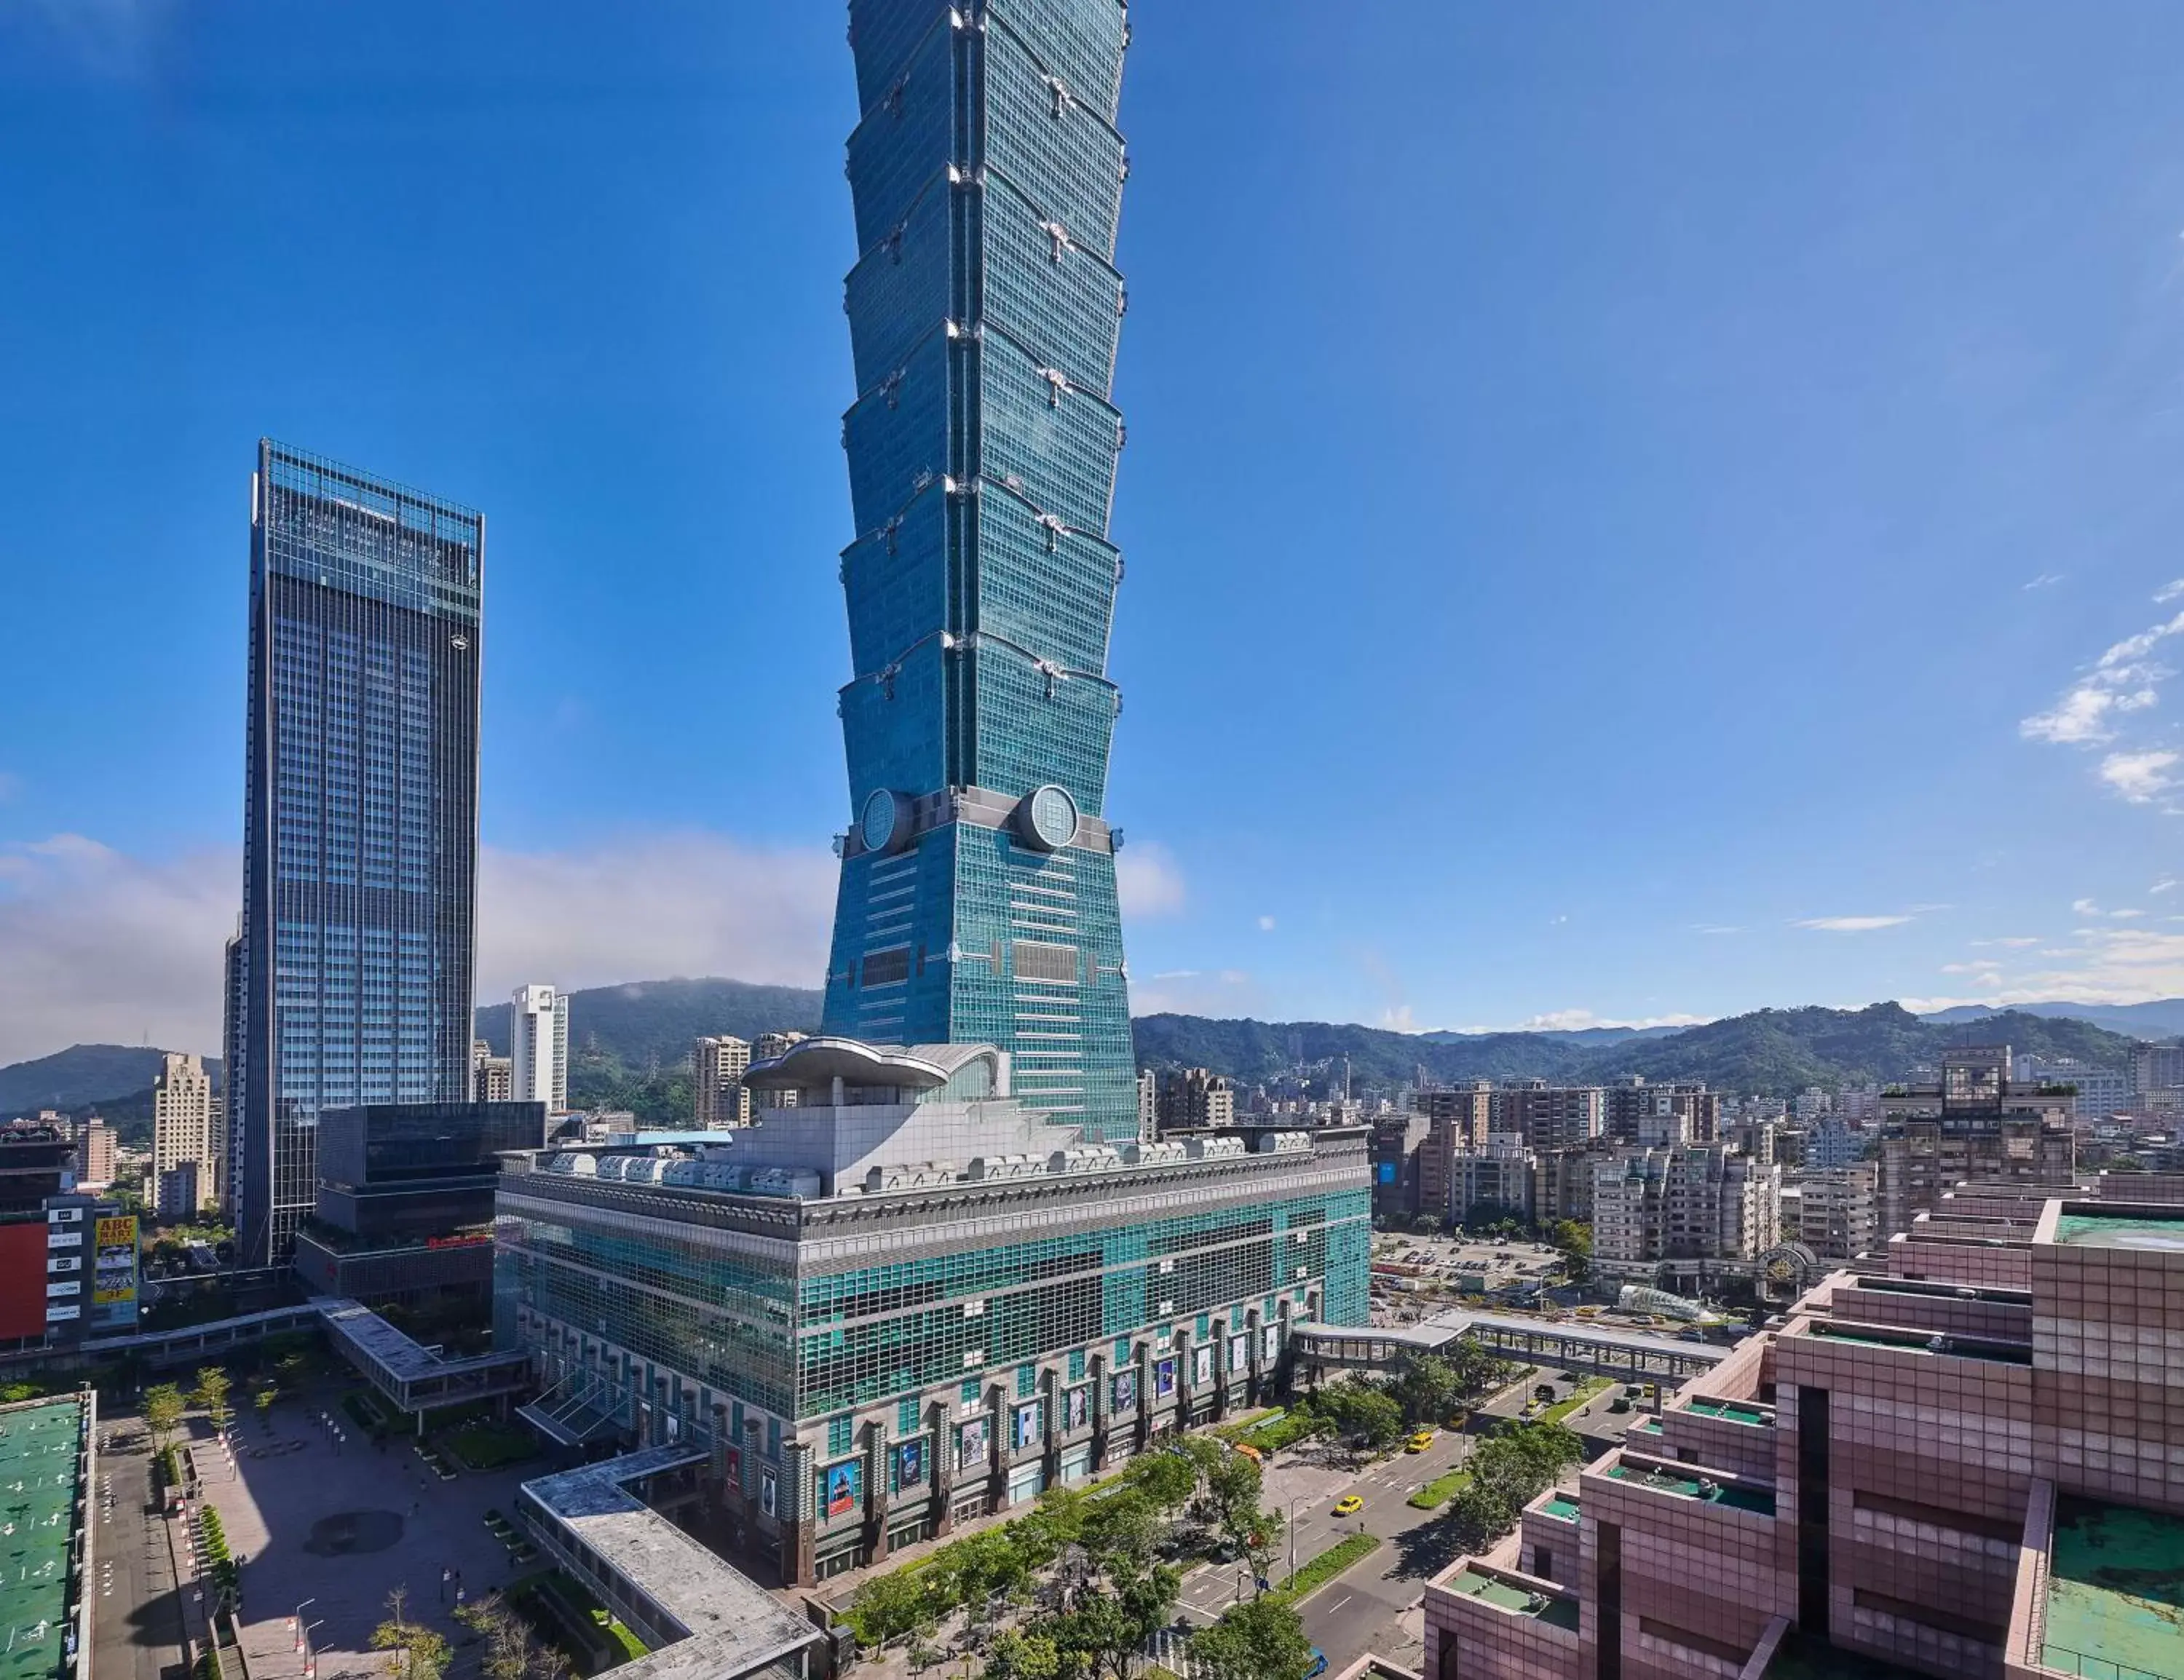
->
[1369, 1233, 1567, 1323]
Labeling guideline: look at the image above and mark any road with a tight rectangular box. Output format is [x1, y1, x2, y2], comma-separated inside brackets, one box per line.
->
[94, 1418, 187, 1680]
[1179, 1368, 1649, 1673]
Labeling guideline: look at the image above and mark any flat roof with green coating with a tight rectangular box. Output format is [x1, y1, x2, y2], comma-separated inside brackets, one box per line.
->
[2053, 1211, 2184, 1251]
[1445, 1566, 1580, 1631]
[0, 1399, 84, 1680]
[2043, 1494, 2184, 1679]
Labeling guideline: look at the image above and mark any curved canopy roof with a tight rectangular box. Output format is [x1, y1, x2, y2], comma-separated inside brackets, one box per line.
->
[741, 1035, 1000, 1093]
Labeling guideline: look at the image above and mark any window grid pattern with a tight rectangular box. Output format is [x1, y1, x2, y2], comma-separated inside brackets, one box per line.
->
[826, 0, 1136, 1144]
[794, 1188, 1366, 1417]
[240, 441, 480, 1267]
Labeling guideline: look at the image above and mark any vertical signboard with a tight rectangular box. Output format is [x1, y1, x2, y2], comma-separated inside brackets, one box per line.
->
[92, 1215, 140, 1330]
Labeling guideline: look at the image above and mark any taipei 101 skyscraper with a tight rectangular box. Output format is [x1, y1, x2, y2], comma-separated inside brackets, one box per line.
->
[820, 0, 1139, 1142]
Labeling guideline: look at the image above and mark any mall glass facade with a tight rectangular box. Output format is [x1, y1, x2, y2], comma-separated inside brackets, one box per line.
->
[495, 1133, 1371, 1585]
[236, 442, 483, 1266]
[821, 0, 1139, 1141]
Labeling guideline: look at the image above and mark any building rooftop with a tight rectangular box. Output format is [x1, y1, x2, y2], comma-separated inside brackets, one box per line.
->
[2052, 1211, 2184, 1251]
[1685, 1398, 1771, 1427]
[1605, 1462, 1776, 1515]
[518, 1447, 822, 1680]
[318, 1299, 523, 1384]
[1443, 1566, 1580, 1631]
[0, 1398, 84, 1680]
[2041, 1494, 2184, 1680]
[1539, 1494, 1581, 1523]
[1802, 1321, 2032, 1366]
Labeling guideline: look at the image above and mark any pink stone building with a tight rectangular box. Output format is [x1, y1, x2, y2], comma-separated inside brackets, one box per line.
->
[1415, 1181, 2184, 1680]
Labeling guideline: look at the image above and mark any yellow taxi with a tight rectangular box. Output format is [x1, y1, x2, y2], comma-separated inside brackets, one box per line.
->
[1406, 1430, 1436, 1452]
[1332, 1494, 1364, 1516]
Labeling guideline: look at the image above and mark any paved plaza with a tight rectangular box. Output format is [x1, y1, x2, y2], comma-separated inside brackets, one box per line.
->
[187, 1396, 542, 1680]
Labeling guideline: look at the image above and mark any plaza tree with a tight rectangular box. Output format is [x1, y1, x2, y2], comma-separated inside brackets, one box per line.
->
[142, 1383, 185, 1453]
[373, 1588, 452, 1680]
[191, 1366, 234, 1433]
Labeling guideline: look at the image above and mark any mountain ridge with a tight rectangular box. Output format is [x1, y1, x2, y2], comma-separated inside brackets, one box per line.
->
[7, 982, 2170, 1125]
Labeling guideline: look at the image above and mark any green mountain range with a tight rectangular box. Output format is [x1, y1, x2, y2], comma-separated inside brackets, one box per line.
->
[1136, 1003, 2138, 1094]
[2, 984, 2153, 1138]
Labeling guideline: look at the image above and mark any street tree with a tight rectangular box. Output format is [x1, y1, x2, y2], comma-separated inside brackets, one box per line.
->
[1315, 1376, 1404, 1451]
[1388, 1352, 1460, 1425]
[1188, 1596, 1315, 1680]
[982, 1629, 1061, 1680]
[1550, 1220, 1592, 1285]
[844, 1569, 935, 1649]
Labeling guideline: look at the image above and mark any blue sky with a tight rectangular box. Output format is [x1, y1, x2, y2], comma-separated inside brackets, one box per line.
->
[6, 1, 2184, 1062]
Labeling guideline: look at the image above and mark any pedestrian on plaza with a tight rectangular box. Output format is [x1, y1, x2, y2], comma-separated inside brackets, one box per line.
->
[454, 1585, 465, 1609]
[440, 1566, 452, 1603]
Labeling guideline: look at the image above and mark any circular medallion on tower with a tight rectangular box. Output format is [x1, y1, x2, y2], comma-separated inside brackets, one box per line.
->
[858, 788, 906, 855]
[1019, 784, 1080, 852]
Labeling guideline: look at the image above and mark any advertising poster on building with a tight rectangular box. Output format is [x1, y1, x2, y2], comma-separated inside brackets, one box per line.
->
[1065, 1384, 1089, 1430]
[897, 1438, 925, 1489]
[91, 1216, 138, 1328]
[760, 1467, 778, 1518]
[1112, 1370, 1137, 1412]
[959, 1415, 989, 1470]
[1154, 1357, 1176, 1400]
[1228, 1333, 1250, 1372]
[1013, 1400, 1041, 1449]
[825, 1461, 860, 1519]
[724, 1444, 741, 1486]
[1263, 1325, 1280, 1362]
[1192, 1345, 1213, 1388]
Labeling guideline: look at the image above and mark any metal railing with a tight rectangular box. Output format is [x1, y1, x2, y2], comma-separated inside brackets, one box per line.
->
[2041, 1646, 2178, 1680]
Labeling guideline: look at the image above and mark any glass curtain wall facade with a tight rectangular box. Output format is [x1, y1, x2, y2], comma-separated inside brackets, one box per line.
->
[823, 0, 1139, 1141]
[236, 441, 483, 1266]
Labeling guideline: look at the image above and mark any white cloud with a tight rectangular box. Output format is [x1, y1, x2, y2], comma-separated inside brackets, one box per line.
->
[1115, 842, 1186, 920]
[1380, 1005, 1417, 1032]
[2023, 573, 2065, 590]
[1795, 914, 1912, 932]
[1971, 936, 2042, 948]
[475, 831, 834, 999]
[1454, 1009, 1711, 1034]
[2159, 580, 2184, 603]
[11, 0, 174, 75]
[2154, 877, 2179, 895]
[0, 834, 237, 1065]
[2099, 750, 2180, 805]
[2020, 609, 2184, 746]
[0, 828, 842, 1070]
[1692, 924, 1744, 935]
[1129, 968, 1261, 1018]
[1901, 918, 2184, 1012]
[1256, 914, 1277, 932]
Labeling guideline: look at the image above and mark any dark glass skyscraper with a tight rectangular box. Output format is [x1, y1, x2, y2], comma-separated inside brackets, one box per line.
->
[822, 0, 1138, 1141]
[234, 442, 483, 1266]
